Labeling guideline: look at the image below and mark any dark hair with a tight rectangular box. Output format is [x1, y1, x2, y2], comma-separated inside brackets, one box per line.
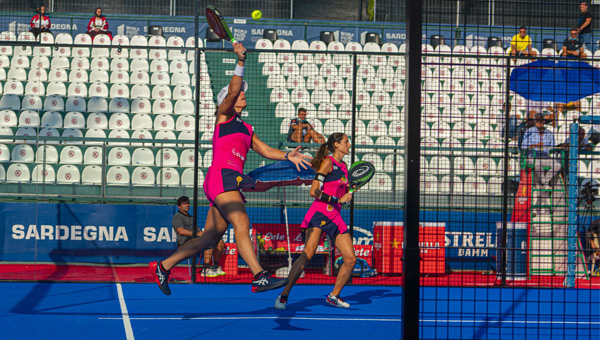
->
[571, 27, 579, 32]
[519, 26, 526, 31]
[176, 196, 190, 206]
[311, 132, 346, 170]
[298, 107, 307, 114]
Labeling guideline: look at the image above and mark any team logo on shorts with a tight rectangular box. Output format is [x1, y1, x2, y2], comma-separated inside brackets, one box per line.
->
[341, 176, 347, 183]
[236, 176, 243, 186]
[320, 221, 326, 226]
[327, 205, 333, 211]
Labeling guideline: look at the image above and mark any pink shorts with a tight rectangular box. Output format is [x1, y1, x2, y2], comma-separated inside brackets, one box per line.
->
[301, 201, 348, 241]
[203, 167, 255, 206]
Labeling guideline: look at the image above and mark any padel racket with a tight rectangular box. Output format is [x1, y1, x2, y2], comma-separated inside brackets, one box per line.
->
[347, 161, 375, 193]
[206, 5, 238, 44]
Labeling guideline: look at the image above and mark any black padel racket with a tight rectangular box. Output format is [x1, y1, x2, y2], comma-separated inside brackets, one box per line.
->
[347, 161, 375, 193]
[206, 5, 238, 44]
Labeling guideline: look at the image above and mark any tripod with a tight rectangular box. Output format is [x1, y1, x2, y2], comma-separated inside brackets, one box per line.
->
[578, 193, 600, 276]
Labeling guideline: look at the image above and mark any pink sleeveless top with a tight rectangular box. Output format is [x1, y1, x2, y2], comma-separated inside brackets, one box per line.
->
[318, 156, 349, 209]
[210, 114, 253, 172]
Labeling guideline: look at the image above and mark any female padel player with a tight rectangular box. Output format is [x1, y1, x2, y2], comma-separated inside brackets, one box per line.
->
[150, 42, 311, 295]
[275, 133, 357, 310]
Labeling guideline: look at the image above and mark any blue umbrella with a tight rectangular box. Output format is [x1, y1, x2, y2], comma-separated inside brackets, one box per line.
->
[246, 160, 316, 277]
[510, 60, 600, 103]
[246, 160, 315, 192]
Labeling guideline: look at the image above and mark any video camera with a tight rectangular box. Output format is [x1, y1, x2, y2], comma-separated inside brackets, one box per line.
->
[581, 181, 598, 201]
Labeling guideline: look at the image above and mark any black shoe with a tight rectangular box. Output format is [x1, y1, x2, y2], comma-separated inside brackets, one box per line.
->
[252, 271, 289, 293]
[149, 261, 171, 295]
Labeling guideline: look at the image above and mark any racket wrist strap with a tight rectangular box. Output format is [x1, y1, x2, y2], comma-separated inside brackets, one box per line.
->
[284, 151, 290, 160]
[233, 64, 244, 77]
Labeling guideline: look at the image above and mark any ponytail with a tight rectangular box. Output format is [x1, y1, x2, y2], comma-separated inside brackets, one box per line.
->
[311, 132, 345, 170]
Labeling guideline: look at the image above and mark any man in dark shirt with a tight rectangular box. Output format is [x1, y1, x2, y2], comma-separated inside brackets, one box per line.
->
[561, 28, 586, 58]
[172, 196, 226, 277]
[577, 2, 593, 49]
[286, 107, 324, 144]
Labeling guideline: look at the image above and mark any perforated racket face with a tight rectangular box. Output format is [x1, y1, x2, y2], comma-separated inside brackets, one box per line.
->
[348, 161, 375, 190]
[205, 6, 229, 41]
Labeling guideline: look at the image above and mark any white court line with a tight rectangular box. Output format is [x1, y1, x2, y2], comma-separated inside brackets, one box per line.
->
[116, 283, 135, 340]
[100, 316, 401, 322]
[99, 315, 600, 326]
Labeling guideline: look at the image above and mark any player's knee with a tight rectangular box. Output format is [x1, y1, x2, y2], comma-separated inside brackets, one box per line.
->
[345, 255, 357, 268]
[203, 229, 223, 245]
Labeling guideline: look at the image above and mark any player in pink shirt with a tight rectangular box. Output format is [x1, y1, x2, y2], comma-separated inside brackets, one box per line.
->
[150, 42, 311, 295]
[275, 133, 358, 310]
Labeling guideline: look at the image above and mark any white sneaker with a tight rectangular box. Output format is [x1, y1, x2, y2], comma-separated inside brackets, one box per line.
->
[274, 294, 288, 310]
[326, 294, 350, 308]
[215, 266, 226, 276]
[201, 267, 218, 277]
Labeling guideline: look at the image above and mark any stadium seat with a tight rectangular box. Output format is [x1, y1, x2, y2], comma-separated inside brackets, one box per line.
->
[108, 112, 131, 129]
[421, 174, 438, 194]
[179, 149, 197, 168]
[62, 128, 84, 145]
[173, 85, 193, 100]
[171, 72, 191, 86]
[41, 111, 63, 128]
[80, 165, 101, 185]
[66, 82, 87, 97]
[331, 90, 351, 105]
[12, 144, 35, 163]
[4, 79, 24, 95]
[153, 114, 175, 131]
[169, 60, 189, 73]
[155, 130, 177, 147]
[83, 147, 103, 165]
[181, 168, 205, 187]
[56, 165, 80, 184]
[131, 115, 153, 131]
[270, 88, 290, 103]
[379, 105, 401, 121]
[0, 110, 17, 127]
[130, 71, 150, 85]
[18, 111, 40, 127]
[177, 131, 195, 148]
[84, 128, 107, 145]
[156, 168, 180, 187]
[46, 81, 67, 96]
[150, 71, 171, 85]
[42, 95, 64, 112]
[60, 146, 83, 164]
[14, 127, 33, 144]
[475, 157, 497, 176]
[130, 58, 150, 72]
[106, 166, 130, 186]
[35, 145, 58, 164]
[367, 173, 392, 191]
[463, 175, 487, 195]
[6, 163, 30, 183]
[110, 70, 130, 84]
[439, 175, 463, 194]
[315, 103, 338, 120]
[131, 166, 156, 186]
[0, 144, 8, 163]
[429, 156, 451, 175]
[38, 127, 60, 144]
[299, 64, 319, 78]
[87, 112, 108, 129]
[153, 99, 174, 115]
[67, 69, 88, 83]
[421, 137, 440, 155]
[167, 36, 186, 60]
[109, 98, 131, 114]
[174, 100, 195, 115]
[87, 97, 108, 113]
[175, 115, 194, 131]
[361, 153, 384, 170]
[358, 104, 379, 121]
[149, 59, 168, 73]
[108, 147, 131, 166]
[290, 89, 310, 104]
[262, 62, 281, 76]
[199, 102, 216, 116]
[130, 35, 149, 59]
[131, 148, 155, 166]
[66, 96, 86, 112]
[152, 85, 172, 100]
[453, 156, 476, 176]
[64, 112, 85, 129]
[155, 148, 178, 167]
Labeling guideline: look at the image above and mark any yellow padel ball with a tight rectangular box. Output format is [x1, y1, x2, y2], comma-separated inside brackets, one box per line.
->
[252, 10, 262, 20]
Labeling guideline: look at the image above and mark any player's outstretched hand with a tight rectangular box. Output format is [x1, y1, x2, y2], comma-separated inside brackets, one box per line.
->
[288, 146, 312, 170]
[233, 42, 246, 60]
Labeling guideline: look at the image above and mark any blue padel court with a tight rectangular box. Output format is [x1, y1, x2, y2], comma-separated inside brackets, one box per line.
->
[1, 282, 598, 340]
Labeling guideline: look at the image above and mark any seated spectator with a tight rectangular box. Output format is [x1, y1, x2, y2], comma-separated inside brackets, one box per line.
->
[30, 5, 51, 38]
[516, 115, 536, 149]
[521, 113, 556, 156]
[561, 28, 587, 58]
[286, 107, 324, 144]
[510, 26, 536, 57]
[521, 113, 561, 187]
[558, 127, 592, 151]
[87, 7, 112, 40]
[525, 100, 555, 126]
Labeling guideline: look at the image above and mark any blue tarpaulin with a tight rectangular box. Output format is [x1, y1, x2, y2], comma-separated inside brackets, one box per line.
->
[509, 60, 600, 103]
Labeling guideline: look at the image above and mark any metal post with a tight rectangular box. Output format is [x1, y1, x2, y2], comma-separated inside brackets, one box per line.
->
[349, 52, 358, 251]
[190, 0, 202, 284]
[500, 58, 512, 286]
[403, 0, 422, 338]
